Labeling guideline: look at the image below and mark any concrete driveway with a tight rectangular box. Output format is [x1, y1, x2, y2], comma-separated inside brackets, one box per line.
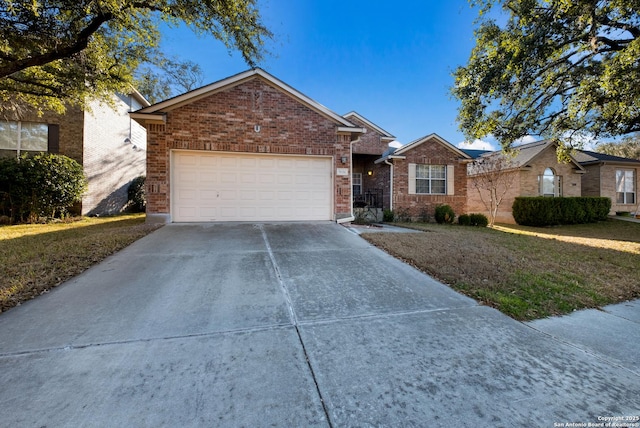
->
[0, 222, 638, 427]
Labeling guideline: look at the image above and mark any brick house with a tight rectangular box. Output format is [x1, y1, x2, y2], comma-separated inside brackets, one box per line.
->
[0, 92, 149, 215]
[466, 140, 585, 224]
[375, 134, 472, 220]
[343, 111, 396, 214]
[131, 68, 365, 223]
[573, 150, 640, 215]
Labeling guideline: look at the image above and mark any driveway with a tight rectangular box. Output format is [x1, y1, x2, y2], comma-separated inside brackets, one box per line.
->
[0, 222, 638, 427]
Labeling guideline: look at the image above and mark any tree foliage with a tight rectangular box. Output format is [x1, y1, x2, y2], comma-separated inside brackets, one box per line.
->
[0, 153, 87, 222]
[596, 134, 640, 159]
[453, 0, 640, 149]
[135, 55, 204, 104]
[468, 152, 517, 226]
[0, 0, 271, 114]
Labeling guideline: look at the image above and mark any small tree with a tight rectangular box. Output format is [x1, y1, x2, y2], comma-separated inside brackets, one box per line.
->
[468, 153, 516, 227]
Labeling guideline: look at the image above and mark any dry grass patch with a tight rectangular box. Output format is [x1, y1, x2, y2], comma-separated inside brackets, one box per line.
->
[362, 220, 639, 320]
[0, 214, 160, 313]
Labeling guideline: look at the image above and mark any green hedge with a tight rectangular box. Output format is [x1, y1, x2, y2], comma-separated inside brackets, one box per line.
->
[512, 197, 611, 226]
[0, 154, 87, 223]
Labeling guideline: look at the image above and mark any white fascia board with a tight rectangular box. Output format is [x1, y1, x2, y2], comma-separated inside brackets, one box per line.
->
[374, 155, 406, 164]
[130, 112, 166, 124]
[337, 126, 366, 134]
[343, 111, 396, 139]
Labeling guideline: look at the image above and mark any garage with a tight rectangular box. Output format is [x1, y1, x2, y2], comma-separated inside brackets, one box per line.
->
[172, 151, 333, 222]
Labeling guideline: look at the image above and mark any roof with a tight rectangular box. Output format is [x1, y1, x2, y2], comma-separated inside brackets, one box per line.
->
[342, 111, 396, 141]
[460, 149, 491, 159]
[471, 139, 585, 173]
[393, 133, 471, 159]
[131, 68, 364, 132]
[572, 149, 640, 165]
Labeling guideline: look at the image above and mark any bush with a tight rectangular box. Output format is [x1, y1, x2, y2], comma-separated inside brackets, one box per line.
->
[469, 213, 489, 227]
[383, 209, 394, 222]
[127, 176, 146, 212]
[512, 197, 611, 226]
[434, 204, 455, 224]
[0, 154, 86, 223]
[458, 213, 471, 226]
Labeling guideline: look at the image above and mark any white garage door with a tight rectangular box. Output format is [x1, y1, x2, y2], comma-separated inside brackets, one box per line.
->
[172, 151, 333, 222]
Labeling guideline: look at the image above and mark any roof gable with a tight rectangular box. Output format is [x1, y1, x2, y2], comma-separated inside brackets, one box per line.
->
[132, 68, 361, 129]
[394, 133, 471, 159]
[343, 111, 395, 141]
[475, 140, 585, 172]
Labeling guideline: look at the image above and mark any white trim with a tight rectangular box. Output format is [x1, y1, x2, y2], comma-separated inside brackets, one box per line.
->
[342, 111, 396, 139]
[395, 133, 471, 159]
[408, 163, 416, 195]
[338, 126, 366, 134]
[446, 165, 455, 195]
[130, 112, 166, 124]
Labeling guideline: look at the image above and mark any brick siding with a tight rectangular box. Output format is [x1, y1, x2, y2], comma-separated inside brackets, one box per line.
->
[145, 77, 353, 220]
[392, 140, 468, 219]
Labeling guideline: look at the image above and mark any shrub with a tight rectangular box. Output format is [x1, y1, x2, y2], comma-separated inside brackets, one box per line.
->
[458, 213, 471, 226]
[127, 176, 146, 212]
[383, 209, 394, 222]
[0, 154, 86, 223]
[434, 204, 455, 224]
[512, 197, 611, 226]
[469, 213, 489, 227]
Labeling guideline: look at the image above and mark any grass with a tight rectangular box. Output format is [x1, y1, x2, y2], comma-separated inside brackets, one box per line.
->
[0, 214, 160, 313]
[362, 219, 640, 321]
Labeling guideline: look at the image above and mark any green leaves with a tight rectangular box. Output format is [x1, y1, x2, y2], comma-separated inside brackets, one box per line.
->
[0, 0, 272, 113]
[453, 0, 640, 149]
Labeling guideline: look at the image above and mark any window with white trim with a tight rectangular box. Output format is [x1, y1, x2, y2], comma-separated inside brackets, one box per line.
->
[352, 173, 362, 196]
[616, 169, 636, 204]
[539, 167, 562, 197]
[416, 164, 446, 194]
[0, 120, 49, 156]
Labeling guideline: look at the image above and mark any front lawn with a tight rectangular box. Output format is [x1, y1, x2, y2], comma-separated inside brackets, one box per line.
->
[362, 219, 640, 320]
[0, 214, 160, 313]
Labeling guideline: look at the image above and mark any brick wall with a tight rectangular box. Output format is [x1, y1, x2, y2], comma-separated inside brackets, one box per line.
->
[392, 140, 468, 219]
[467, 170, 521, 224]
[519, 148, 582, 197]
[145, 77, 353, 220]
[348, 116, 391, 156]
[580, 164, 602, 197]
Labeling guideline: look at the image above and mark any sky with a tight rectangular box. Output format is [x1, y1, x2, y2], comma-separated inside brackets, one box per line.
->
[159, 1, 497, 150]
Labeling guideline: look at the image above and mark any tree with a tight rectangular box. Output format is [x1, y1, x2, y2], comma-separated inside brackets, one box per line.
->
[135, 55, 205, 104]
[596, 134, 640, 159]
[468, 152, 516, 227]
[0, 0, 271, 114]
[453, 0, 640, 150]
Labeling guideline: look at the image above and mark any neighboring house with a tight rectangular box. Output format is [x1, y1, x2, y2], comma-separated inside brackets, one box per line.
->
[376, 134, 472, 220]
[573, 150, 640, 215]
[466, 140, 585, 224]
[0, 91, 149, 215]
[131, 68, 366, 224]
[343, 111, 396, 212]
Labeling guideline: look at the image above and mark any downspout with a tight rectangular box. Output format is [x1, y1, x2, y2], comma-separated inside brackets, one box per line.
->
[336, 136, 361, 224]
[336, 135, 362, 223]
[385, 159, 393, 212]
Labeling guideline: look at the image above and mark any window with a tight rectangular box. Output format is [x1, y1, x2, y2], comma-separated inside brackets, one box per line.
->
[616, 169, 636, 204]
[352, 173, 362, 196]
[0, 120, 49, 156]
[416, 164, 446, 194]
[539, 168, 562, 197]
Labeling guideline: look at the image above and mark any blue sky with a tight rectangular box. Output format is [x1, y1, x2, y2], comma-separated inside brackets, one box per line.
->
[159, 1, 495, 149]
